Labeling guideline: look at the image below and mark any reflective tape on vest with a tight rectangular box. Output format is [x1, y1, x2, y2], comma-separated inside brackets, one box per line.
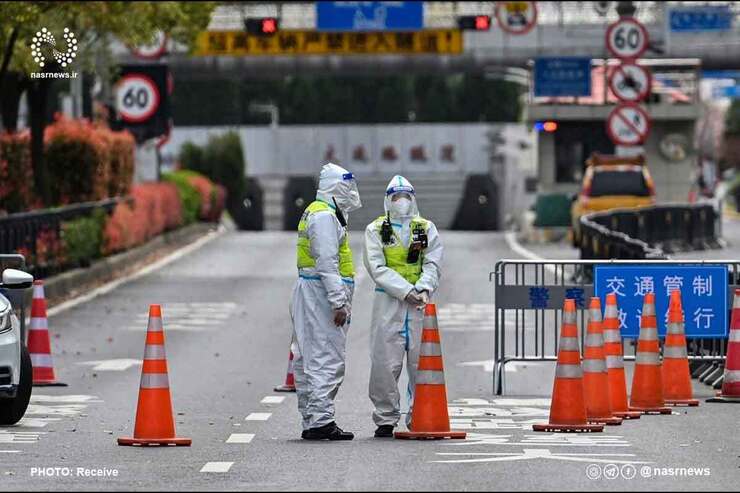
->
[420, 342, 442, 357]
[555, 364, 583, 378]
[603, 329, 621, 343]
[724, 370, 740, 383]
[144, 344, 166, 360]
[666, 322, 684, 335]
[635, 351, 661, 365]
[558, 336, 580, 351]
[663, 345, 688, 359]
[563, 310, 576, 325]
[140, 373, 170, 389]
[589, 308, 602, 322]
[639, 327, 658, 341]
[729, 330, 740, 343]
[147, 317, 163, 332]
[642, 303, 656, 316]
[582, 358, 607, 373]
[584, 334, 604, 348]
[30, 353, 53, 367]
[416, 369, 446, 385]
[606, 355, 624, 369]
[423, 316, 438, 330]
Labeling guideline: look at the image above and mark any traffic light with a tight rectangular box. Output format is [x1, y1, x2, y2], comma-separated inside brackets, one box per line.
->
[457, 15, 491, 31]
[244, 17, 279, 36]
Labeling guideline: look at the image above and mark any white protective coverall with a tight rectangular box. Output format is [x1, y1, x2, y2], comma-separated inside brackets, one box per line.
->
[363, 175, 443, 427]
[291, 163, 362, 430]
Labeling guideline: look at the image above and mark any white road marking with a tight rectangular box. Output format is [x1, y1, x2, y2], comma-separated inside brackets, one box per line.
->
[260, 396, 285, 404]
[245, 413, 272, 421]
[43, 227, 224, 319]
[449, 407, 549, 418]
[200, 462, 233, 473]
[226, 433, 255, 444]
[504, 231, 557, 275]
[458, 360, 496, 372]
[450, 398, 551, 407]
[26, 404, 88, 416]
[434, 448, 650, 464]
[77, 359, 141, 371]
[445, 433, 631, 446]
[30, 395, 102, 403]
[0, 450, 21, 453]
[128, 302, 239, 332]
[13, 417, 62, 428]
[0, 431, 44, 443]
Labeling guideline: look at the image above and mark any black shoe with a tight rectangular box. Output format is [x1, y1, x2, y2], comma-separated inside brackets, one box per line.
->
[302, 422, 354, 441]
[374, 425, 394, 438]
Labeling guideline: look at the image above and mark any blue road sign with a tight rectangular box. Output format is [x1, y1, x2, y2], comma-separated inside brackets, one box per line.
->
[594, 265, 728, 338]
[669, 6, 734, 32]
[316, 2, 424, 32]
[534, 57, 591, 97]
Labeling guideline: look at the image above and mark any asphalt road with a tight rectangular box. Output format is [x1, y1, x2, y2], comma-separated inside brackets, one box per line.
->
[0, 229, 737, 491]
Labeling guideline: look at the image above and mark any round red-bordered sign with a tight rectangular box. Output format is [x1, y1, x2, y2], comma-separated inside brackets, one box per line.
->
[608, 62, 652, 102]
[495, 1, 538, 35]
[606, 17, 649, 59]
[606, 103, 651, 146]
[114, 74, 160, 124]
[130, 31, 168, 60]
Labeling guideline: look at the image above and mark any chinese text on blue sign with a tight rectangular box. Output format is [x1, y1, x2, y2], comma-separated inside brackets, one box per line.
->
[594, 265, 728, 338]
[316, 2, 424, 32]
[669, 6, 734, 32]
[534, 57, 592, 97]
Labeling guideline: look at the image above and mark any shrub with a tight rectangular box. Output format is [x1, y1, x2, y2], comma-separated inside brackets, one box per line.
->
[61, 208, 106, 266]
[98, 125, 135, 197]
[179, 140, 205, 173]
[162, 171, 201, 225]
[211, 184, 227, 222]
[173, 169, 227, 222]
[0, 131, 35, 213]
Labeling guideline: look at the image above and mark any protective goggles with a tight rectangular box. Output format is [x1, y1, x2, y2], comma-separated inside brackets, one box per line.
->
[386, 185, 415, 196]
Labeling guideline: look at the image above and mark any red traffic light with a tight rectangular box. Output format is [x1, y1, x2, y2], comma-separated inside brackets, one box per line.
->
[261, 18, 277, 34]
[457, 15, 491, 31]
[475, 15, 491, 30]
[245, 17, 279, 36]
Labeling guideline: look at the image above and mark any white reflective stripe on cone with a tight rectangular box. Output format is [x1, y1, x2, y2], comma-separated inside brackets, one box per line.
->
[589, 308, 602, 322]
[604, 305, 618, 318]
[416, 370, 445, 385]
[143, 344, 166, 360]
[29, 318, 48, 330]
[563, 310, 577, 325]
[666, 322, 685, 335]
[635, 351, 660, 365]
[147, 317, 164, 332]
[639, 327, 658, 341]
[733, 296, 740, 310]
[140, 373, 170, 389]
[606, 355, 624, 369]
[663, 346, 688, 359]
[603, 330, 621, 343]
[422, 316, 438, 329]
[582, 359, 607, 373]
[723, 370, 740, 383]
[420, 342, 441, 356]
[555, 364, 583, 378]
[558, 336, 580, 351]
[30, 353, 53, 367]
[584, 334, 604, 347]
[642, 303, 656, 316]
[729, 330, 740, 343]
[32, 285, 45, 298]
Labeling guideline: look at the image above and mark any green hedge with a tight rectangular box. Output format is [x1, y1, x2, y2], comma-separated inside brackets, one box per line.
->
[162, 171, 201, 225]
[61, 208, 107, 266]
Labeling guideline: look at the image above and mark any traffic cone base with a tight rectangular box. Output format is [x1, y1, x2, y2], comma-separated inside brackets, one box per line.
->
[613, 410, 642, 419]
[665, 398, 699, 406]
[707, 391, 740, 403]
[587, 416, 622, 425]
[394, 430, 467, 440]
[532, 423, 604, 432]
[33, 381, 68, 387]
[273, 384, 296, 393]
[628, 406, 672, 415]
[117, 437, 192, 446]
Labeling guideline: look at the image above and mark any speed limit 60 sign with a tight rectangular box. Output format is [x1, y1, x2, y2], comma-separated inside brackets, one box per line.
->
[111, 64, 170, 143]
[606, 17, 649, 59]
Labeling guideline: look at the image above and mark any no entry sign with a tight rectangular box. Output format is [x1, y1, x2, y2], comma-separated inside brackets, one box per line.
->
[130, 31, 168, 60]
[606, 103, 651, 146]
[495, 1, 538, 35]
[609, 62, 652, 102]
[606, 17, 649, 59]
[114, 74, 160, 123]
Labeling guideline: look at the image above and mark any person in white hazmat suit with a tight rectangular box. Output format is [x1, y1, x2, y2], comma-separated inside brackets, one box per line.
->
[363, 175, 443, 438]
[291, 163, 361, 441]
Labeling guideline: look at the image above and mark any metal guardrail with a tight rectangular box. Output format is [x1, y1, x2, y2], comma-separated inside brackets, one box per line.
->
[490, 259, 735, 396]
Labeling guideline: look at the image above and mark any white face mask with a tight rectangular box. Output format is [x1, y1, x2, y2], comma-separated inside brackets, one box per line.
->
[390, 197, 412, 217]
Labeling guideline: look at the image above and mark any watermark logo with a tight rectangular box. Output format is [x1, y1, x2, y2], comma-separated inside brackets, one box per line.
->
[588, 464, 711, 480]
[29, 27, 78, 78]
[586, 464, 602, 480]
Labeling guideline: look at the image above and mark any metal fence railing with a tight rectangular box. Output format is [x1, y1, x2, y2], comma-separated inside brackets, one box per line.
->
[490, 259, 735, 396]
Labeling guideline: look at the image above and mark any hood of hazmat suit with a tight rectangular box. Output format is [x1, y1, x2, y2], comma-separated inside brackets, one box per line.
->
[316, 162, 362, 216]
[362, 174, 444, 428]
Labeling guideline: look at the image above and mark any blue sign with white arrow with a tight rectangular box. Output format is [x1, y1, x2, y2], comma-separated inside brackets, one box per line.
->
[316, 2, 424, 32]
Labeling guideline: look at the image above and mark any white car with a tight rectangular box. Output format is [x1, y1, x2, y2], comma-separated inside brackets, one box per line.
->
[0, 268, 34, 425]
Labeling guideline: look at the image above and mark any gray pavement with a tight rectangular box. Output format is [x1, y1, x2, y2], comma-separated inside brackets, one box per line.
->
[0, 229, 737, 491]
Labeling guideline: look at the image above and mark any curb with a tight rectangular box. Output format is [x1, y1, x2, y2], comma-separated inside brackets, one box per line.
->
[26, 222, 220, 309]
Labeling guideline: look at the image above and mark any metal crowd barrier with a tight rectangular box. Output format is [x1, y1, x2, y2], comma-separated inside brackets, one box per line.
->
[490, 259, 735, 395]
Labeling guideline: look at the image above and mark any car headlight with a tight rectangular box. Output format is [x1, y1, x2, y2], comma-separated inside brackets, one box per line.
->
[0, 298, 11, 334]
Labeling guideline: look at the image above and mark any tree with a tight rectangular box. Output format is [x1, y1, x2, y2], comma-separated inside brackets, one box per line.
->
[725, 99, 740, 136]
[0, 1, 215, 204]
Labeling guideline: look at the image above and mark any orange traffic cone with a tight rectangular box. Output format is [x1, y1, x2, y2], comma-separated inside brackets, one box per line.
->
[663, 290, 699, 406]
[707, 289, 740, 403]
[274, 337, 296, 392]
[394, 304, 466, 440]
[533, 299, 604, 432]
[629, 293, 672, 415]
[118, 305, 191, 446]
[27, 281, 66, 387]
[583, 297, 622, 425]
[603, 294, 641, 419]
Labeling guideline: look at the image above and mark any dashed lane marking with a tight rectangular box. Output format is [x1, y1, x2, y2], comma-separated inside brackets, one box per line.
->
[200, 462, 233, 473]
[226, 433, 255, 444]
[260, 396, 285, 404]
[127, 302, 239, 332]
[0, 431, 44, 443]
[245, 413, 272, 421]
[77, 359, 142, 371]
